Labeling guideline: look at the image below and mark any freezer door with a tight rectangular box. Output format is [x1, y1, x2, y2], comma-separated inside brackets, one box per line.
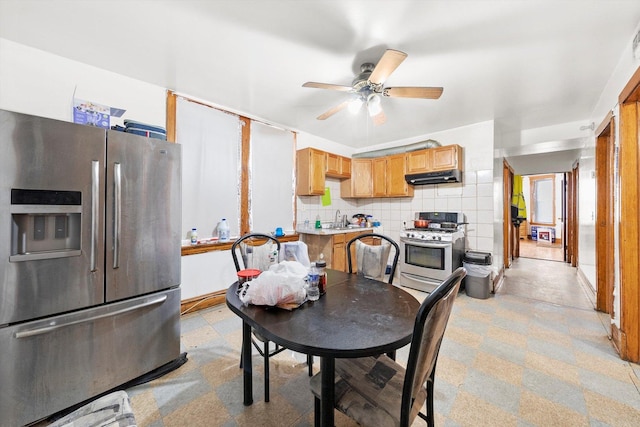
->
[0, 287, 181, 426]
[105, 130, 181, 301]
[0, 110, 106, 325]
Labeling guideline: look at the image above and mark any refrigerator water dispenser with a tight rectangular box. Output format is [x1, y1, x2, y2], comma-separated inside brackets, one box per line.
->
[10, 189, 82, 261]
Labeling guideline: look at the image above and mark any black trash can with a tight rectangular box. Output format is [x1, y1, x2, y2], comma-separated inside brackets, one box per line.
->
[463, 251, 492, 299]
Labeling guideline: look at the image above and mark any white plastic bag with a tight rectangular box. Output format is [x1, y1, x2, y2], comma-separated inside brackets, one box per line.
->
[238, 260, 308, 309]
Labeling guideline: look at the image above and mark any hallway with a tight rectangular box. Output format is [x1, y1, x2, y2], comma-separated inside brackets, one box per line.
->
[498, 256, 594, 310]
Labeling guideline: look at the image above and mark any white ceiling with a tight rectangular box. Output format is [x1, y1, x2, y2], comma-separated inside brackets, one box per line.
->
[1, 0, 639, 150]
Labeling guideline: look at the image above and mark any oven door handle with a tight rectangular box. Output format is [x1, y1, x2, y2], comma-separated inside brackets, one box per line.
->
[401, 240, 452, 248]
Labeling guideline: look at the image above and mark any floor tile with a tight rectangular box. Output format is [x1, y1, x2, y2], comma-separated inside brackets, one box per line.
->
[34, 256, 637, 427]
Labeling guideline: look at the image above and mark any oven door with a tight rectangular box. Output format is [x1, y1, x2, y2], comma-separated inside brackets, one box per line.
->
[399, 239, 453, 292]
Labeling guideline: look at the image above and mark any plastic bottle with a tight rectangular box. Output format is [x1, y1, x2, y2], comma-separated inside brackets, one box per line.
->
[190, 228, 198, 245]
[218, 218, 230, 242]
[316, 254, 327, 294]
[314, 214, 321, 229]
[307, 263, 320, 301]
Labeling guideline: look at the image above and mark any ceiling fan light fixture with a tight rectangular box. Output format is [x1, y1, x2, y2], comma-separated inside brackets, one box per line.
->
[348, 97, 364, 114]
[367, 93, 382, 116]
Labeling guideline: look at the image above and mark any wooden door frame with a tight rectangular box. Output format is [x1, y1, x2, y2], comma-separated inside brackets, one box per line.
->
[567, 164, 579, 267]
[595, 113, 615, 315]
[503, 160, 515, 268]
[616, 66, 640, 362]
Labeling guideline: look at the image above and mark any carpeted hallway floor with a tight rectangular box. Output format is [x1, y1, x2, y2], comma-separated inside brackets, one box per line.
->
[115, 257, 640, 426]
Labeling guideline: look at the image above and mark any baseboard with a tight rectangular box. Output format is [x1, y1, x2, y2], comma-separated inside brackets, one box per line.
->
[611, 323, 627, 360]
[180, 290, 227, 315]
[576, 267, 597, 307]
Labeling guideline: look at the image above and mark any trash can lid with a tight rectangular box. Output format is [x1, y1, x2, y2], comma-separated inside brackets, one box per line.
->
[463, 251, 492, 264]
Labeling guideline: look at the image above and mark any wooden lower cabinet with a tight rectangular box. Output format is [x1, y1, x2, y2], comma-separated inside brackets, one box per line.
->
[302, 231, 376, 272]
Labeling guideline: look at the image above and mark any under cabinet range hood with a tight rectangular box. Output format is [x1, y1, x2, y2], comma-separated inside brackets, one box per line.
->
[405, 169, 462, 185]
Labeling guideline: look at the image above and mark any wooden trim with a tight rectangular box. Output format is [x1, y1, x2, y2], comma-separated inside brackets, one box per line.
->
[611, 323, 627, 360]
[180, 290, 226, 315]
[240, 117, 251, 235]
[619, 99, 640, 362]
[568, 166, 579, 267]
[618, 66, 640, 104]
[166, 90, 177, 143]
[595, 110, 614, 137]
[595, 117, 615, 315]
[503, 160, 513, 268]
[181, 233, 300, 256]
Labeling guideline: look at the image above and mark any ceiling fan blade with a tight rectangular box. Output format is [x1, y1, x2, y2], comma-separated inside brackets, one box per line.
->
[384, 87, 444, 99]
[368, 49, 408, 85]
[371, 108, 387, 126]
[317, 100, 349, 120]
[303, 82, 353, 92]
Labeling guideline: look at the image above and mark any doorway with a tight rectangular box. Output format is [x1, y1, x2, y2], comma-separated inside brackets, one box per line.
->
[517, 173, 567, 263]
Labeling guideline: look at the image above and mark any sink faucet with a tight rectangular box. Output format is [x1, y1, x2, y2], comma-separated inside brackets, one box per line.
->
[334, 209, 341, 227]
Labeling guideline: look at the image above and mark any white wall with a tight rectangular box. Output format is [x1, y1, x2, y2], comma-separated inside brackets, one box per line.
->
[0, 39, 165, 125]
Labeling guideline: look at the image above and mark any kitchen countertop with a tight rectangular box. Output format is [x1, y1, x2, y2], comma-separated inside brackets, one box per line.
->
[296, 226, 377, 236]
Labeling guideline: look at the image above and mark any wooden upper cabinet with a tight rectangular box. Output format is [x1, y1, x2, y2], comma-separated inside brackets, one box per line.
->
[407, 144, 463, 174]
[296, 147, 326, 195]
[431, 145, 462, 171]
[341, 159, 372, 198]
[407, 149, 431, 173]
[386, 153, 413, 197]
[372, 157, 387, 197]
[325, 153, 351, 178]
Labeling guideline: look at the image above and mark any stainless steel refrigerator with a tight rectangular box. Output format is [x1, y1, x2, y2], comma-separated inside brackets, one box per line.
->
[0, 110, 182, 426]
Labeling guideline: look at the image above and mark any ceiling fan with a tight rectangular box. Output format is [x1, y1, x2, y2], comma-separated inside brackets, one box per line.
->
[302, 49, 443, 126]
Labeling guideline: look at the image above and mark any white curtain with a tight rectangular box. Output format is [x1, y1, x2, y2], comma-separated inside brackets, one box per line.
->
[177, 98, 241, 239]
[250, 122, 295, 234]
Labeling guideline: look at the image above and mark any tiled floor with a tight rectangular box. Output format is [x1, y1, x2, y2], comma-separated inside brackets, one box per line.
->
[74, 258, 640, 426]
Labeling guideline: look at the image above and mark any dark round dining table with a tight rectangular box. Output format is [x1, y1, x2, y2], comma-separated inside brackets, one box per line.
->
[226, 269, 420, 427]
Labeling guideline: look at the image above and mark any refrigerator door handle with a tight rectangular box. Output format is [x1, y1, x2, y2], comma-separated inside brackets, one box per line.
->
[113, 162, 121, 269]
[90, 160, 100, 272]
[14, 295, 168, 339]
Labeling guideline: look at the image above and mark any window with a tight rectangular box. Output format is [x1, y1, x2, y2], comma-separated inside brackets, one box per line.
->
[250, 122, 295, 233]
[530, 174, 555, 225]
[177, 98, 241, 239]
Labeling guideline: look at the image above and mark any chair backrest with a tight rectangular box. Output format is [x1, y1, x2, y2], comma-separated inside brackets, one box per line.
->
[346, 233, 400, 284]
[400, 267, 466, 426]
[278, 240, 311, 268]
[231, 233, 281, 272]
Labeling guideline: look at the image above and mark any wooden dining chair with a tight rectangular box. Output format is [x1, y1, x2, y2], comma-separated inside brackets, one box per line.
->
[231, 233, 313, 402]
[346, 233, 400, 284]
[310, 267, 466, 427]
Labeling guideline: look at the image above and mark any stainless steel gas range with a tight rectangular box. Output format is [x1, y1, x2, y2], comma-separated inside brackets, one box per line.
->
[399, 212, 465, 293]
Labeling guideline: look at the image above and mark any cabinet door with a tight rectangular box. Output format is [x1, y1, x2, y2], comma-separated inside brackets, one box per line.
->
[386, 153, 413, 197]
[326, 153, 352, 178]
[326, 152, 340, 176]
[340, 156, 351, 177]
[407, 149, 431, 173]
[372, 157, 387, 197]
[296, 148, 326, 195]
[341, 159, 372, 198]
[332, 242, 346, 272]
[431, 145, 461, 171]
